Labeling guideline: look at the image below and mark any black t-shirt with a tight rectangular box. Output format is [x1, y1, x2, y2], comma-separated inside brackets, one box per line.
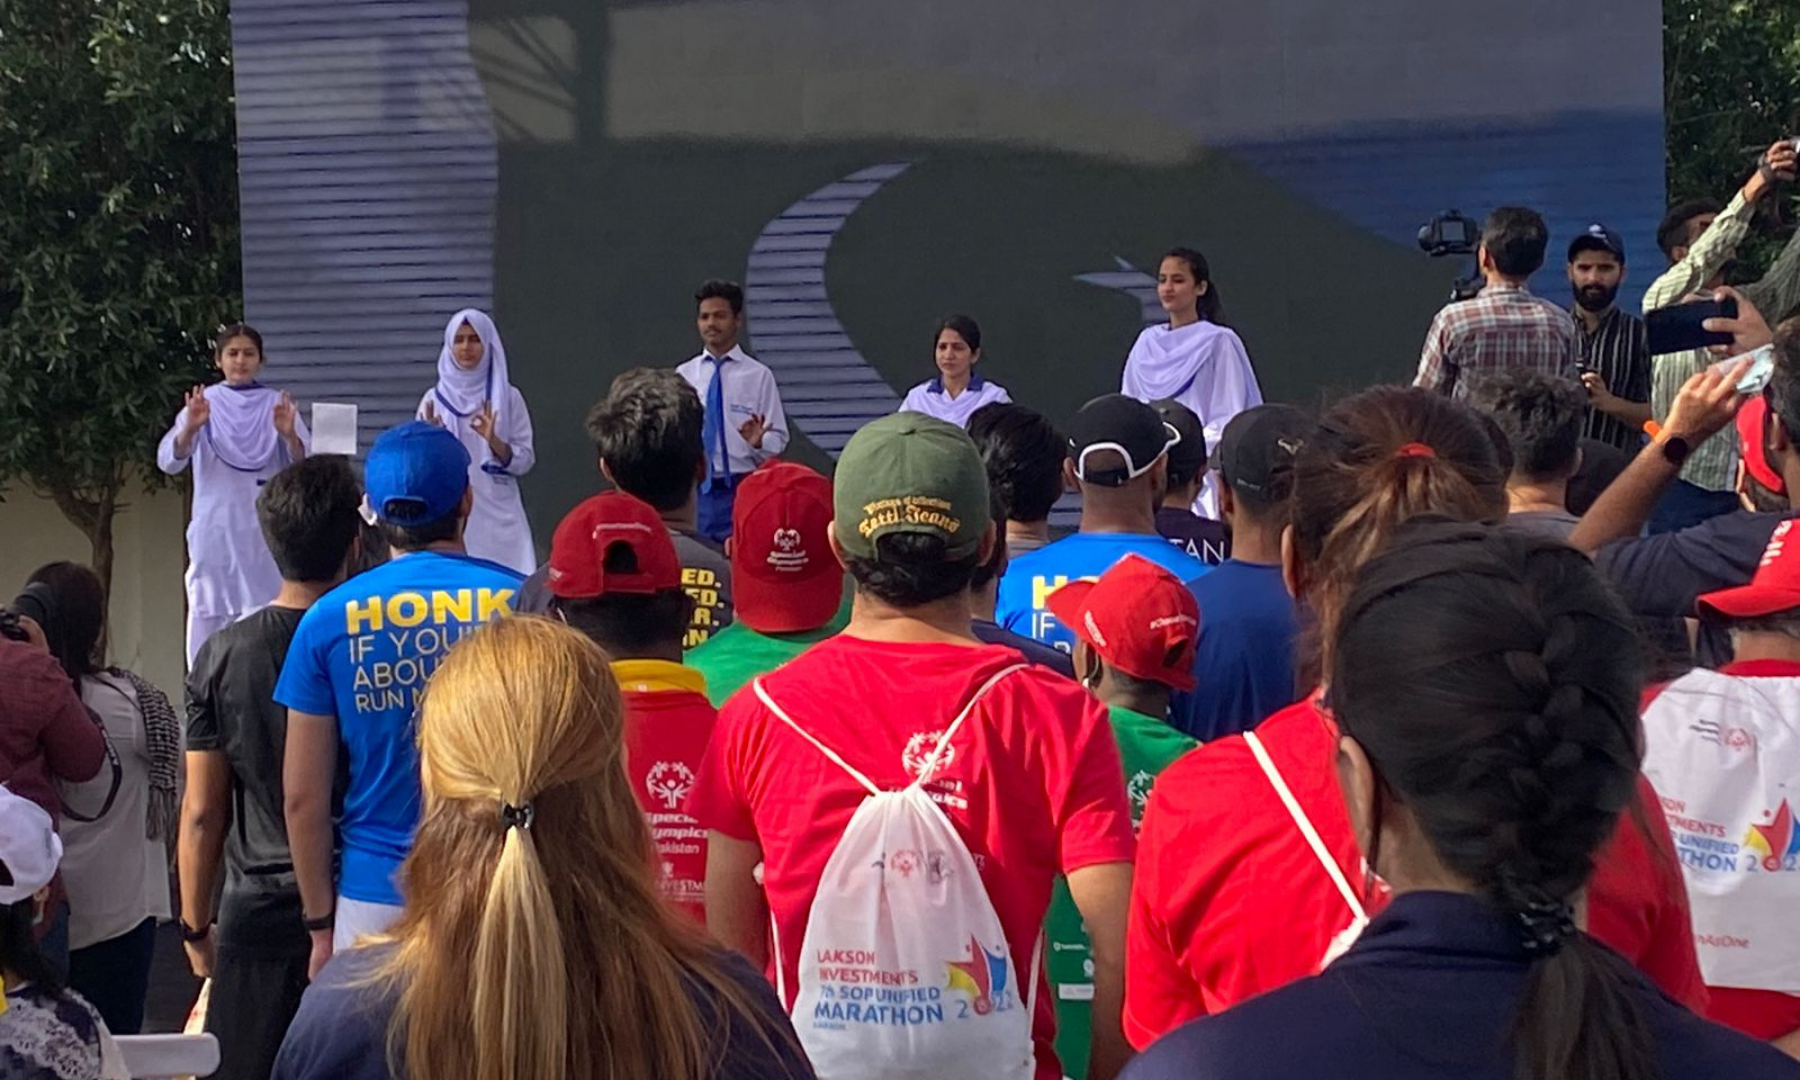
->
[185, 606, 309, 954]
[517, 526, 735, 648]
[1155, 506, 1230, 565]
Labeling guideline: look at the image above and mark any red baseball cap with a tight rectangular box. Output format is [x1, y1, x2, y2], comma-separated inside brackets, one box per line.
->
[731, 461, 843, 632]
[1047, 554, 1200, 691]
[546, 491, 682, 599]
[1737, 396, 1787, 498]
[1699, 519, 1800, 620]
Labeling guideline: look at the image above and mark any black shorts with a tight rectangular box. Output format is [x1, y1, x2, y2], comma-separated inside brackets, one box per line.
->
[205, 945, 310, 1080]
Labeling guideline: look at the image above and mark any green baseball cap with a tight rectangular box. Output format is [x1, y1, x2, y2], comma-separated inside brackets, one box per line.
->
[833, 413, 991, 560]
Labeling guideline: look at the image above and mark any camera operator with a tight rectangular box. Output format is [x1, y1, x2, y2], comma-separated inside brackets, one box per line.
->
[1566, 224, 1653, 451]
[1642, 139, 1800, 533]
[0, 595, 107, 975]
[1414, 206, 1578, 401]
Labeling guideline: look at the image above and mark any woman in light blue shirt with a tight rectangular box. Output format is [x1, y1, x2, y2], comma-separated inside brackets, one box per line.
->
[899, 315, 1011, 428]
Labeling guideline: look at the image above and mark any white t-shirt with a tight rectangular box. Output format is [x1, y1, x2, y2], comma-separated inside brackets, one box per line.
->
[57, 673, 171, 949]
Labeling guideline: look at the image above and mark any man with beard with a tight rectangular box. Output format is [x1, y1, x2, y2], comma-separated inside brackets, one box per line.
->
[1641, 140, 1799, 532]
[1568, 224, 1651, 452]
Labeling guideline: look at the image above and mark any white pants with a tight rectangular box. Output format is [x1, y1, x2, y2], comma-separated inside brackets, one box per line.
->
[334, 895, 403, 950]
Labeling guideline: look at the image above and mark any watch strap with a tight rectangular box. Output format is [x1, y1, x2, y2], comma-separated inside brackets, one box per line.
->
[178, 919, 211, 943]
[302, 909, 336, 933]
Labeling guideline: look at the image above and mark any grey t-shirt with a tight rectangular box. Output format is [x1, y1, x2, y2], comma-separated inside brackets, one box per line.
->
[1503, 509, 1580, 542]
[518, 526, 734, 648]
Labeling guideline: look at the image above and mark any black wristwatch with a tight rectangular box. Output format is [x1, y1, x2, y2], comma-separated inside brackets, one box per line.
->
[178, 919, 212, 943]
[302, 908, 336, 933]
[1658, 434, 1692, 466]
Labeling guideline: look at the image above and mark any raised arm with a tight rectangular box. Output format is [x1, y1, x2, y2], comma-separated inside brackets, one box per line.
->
[1643, 142, 1793, 313]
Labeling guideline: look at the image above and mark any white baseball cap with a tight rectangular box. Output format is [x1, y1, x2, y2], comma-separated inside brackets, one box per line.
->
[0, 786, 61, 905]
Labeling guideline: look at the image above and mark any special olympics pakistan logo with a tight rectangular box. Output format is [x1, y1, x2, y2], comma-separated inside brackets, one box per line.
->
[902, 732, 957, 778]
[646, 761, 696, 810]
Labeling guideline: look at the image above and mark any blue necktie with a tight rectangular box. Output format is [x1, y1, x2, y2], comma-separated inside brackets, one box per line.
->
[702, 355, 728, 493]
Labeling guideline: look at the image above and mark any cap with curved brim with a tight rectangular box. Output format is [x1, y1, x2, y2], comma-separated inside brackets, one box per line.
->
[1045, 554, 1199, 691]
[1698, 519, 1800, 621]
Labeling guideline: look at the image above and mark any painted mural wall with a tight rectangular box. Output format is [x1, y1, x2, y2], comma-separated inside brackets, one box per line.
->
[233, 0, 1665, 545]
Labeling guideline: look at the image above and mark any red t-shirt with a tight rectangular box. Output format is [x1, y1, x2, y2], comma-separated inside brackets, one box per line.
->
[689, 635, 1137, 1080]
[1125, 694, 1707, 1049]
[617, 660, 720, 923]
[1642, 661, 1800, 1042]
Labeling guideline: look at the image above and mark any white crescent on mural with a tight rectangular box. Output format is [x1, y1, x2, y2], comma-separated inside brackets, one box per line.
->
[743, 163, 912, 457]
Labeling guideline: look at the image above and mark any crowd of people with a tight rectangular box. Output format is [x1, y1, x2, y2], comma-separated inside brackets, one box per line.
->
[4, 151, 1800, 1080]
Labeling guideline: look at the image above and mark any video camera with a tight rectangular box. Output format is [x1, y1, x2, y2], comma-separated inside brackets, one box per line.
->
[0, 583, 55, 644]
[1417, 210, 1485, 303]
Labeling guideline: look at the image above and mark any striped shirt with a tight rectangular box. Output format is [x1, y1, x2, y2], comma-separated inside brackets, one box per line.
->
[1574, 305, 1651, 450]
[1414, 283, 1578, 401]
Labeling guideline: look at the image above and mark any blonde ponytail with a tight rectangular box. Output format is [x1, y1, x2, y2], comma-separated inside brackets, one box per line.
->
[373, 617, 796, 1080]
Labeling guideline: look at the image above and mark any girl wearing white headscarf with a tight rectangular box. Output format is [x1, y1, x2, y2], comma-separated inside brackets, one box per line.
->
[158, 324, 309, 664]
[1121, 246, 1262, 519]
[417, 309, 537, 572]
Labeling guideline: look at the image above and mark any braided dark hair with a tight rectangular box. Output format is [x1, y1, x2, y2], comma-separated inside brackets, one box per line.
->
[1330, 523, 1656, 1080]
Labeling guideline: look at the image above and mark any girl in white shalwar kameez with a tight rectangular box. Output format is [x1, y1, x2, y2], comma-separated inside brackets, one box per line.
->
[418, 309, 537, 573]
[157, 324, 309, 664]
[1121, 247, 1263, 520]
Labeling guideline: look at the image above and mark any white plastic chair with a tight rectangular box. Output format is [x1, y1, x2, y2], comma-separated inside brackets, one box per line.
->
[112, 1033, 221, 1079]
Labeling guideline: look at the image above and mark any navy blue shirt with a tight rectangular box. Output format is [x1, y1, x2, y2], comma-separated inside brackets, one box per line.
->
[1121, 891, 1800, 1080]
[1170, 560, 1300, 742]
[273, 942, 814, 1080]
[973, 619, 1077, 680]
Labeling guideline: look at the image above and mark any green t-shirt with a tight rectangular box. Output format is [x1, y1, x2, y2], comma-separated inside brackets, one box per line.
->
[685, 602, 850, 706]
[1046, 704, 1197, 1080]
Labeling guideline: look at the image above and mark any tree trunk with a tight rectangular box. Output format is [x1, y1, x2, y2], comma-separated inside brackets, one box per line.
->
[47, 479, 119, 602]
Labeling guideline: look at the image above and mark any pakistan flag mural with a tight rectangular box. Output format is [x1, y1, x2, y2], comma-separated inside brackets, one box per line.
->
[231, 0, 1665, 545]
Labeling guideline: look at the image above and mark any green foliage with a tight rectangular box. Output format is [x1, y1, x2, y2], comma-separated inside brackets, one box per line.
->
[0, 0, 239, 579]
[1665, 0, 1800, 264]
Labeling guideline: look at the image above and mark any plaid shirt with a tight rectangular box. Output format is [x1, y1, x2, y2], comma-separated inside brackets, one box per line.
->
[1574, 305, 1651, 451]
[1414, 282, 1578, 400]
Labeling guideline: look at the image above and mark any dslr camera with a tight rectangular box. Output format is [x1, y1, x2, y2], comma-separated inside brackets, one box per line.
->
[1418, 210, 1485, 303]
[0, 583, 55, 644]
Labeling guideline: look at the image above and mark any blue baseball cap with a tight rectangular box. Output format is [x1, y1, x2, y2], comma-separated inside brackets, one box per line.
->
[1568, 222, 1626, 263]
[364, 421, 471, 525]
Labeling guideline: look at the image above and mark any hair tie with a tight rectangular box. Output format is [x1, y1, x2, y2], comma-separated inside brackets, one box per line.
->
[499, 801, 535, 832]
[1395, 442, 1437, 459]
[1515, 899, 1576, 957]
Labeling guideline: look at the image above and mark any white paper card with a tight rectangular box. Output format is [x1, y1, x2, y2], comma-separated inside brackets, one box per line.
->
[311, 403, 359, 456]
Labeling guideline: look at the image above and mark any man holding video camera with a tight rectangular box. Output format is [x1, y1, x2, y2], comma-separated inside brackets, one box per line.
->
[1414, 206, 1578, 401]
[1642, 139, 1800, 533]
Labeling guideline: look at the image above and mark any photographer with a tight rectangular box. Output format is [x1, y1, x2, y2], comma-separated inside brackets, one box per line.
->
[1414, 206, 1578, 400]
[1642, 139, 1800, 532]
[27, 562, 177, 1036]
[0, 594, 106, 976]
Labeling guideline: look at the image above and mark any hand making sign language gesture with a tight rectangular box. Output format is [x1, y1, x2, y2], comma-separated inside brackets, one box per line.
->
[738, 412, 769, 450]
[423, 395, 512, 466]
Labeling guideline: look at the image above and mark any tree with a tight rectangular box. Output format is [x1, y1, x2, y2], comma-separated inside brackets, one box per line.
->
[0, 0, 240, 596]
[1664, 0, 1800, 265]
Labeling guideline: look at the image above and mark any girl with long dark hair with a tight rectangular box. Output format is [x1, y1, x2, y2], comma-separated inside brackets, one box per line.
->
[28, 561, 177, 1036]
[1124, 525, 1796, 1080]
[898, 315, 1012, 427]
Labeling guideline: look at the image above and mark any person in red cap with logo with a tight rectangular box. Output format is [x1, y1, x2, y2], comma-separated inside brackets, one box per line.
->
[1041, 555, 1199, 1079]
[544, 491, 718, 922]
[687, 461, 847, 706]
[1641, 520, 1800, 1053]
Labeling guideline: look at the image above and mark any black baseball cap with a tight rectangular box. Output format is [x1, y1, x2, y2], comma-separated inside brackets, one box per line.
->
[1212, 404, 1316, 497]
[1568, 223, 1626, 264]
[1150, 399, 1208, 480]
[1068, 394, 1181, 488]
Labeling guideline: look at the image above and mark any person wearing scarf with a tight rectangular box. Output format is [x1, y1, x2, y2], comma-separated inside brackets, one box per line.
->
[417, 308, 537, 573]
[1121, 247, 1263, 520]
[158, 324, 309, 664]
[897, 314, 1012, 427]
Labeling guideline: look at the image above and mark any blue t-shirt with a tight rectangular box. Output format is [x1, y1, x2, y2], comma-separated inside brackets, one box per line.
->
[273, 551, 522, 906]
[1170, 559, 1300, 742]
[994, 532, 1210, 653]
